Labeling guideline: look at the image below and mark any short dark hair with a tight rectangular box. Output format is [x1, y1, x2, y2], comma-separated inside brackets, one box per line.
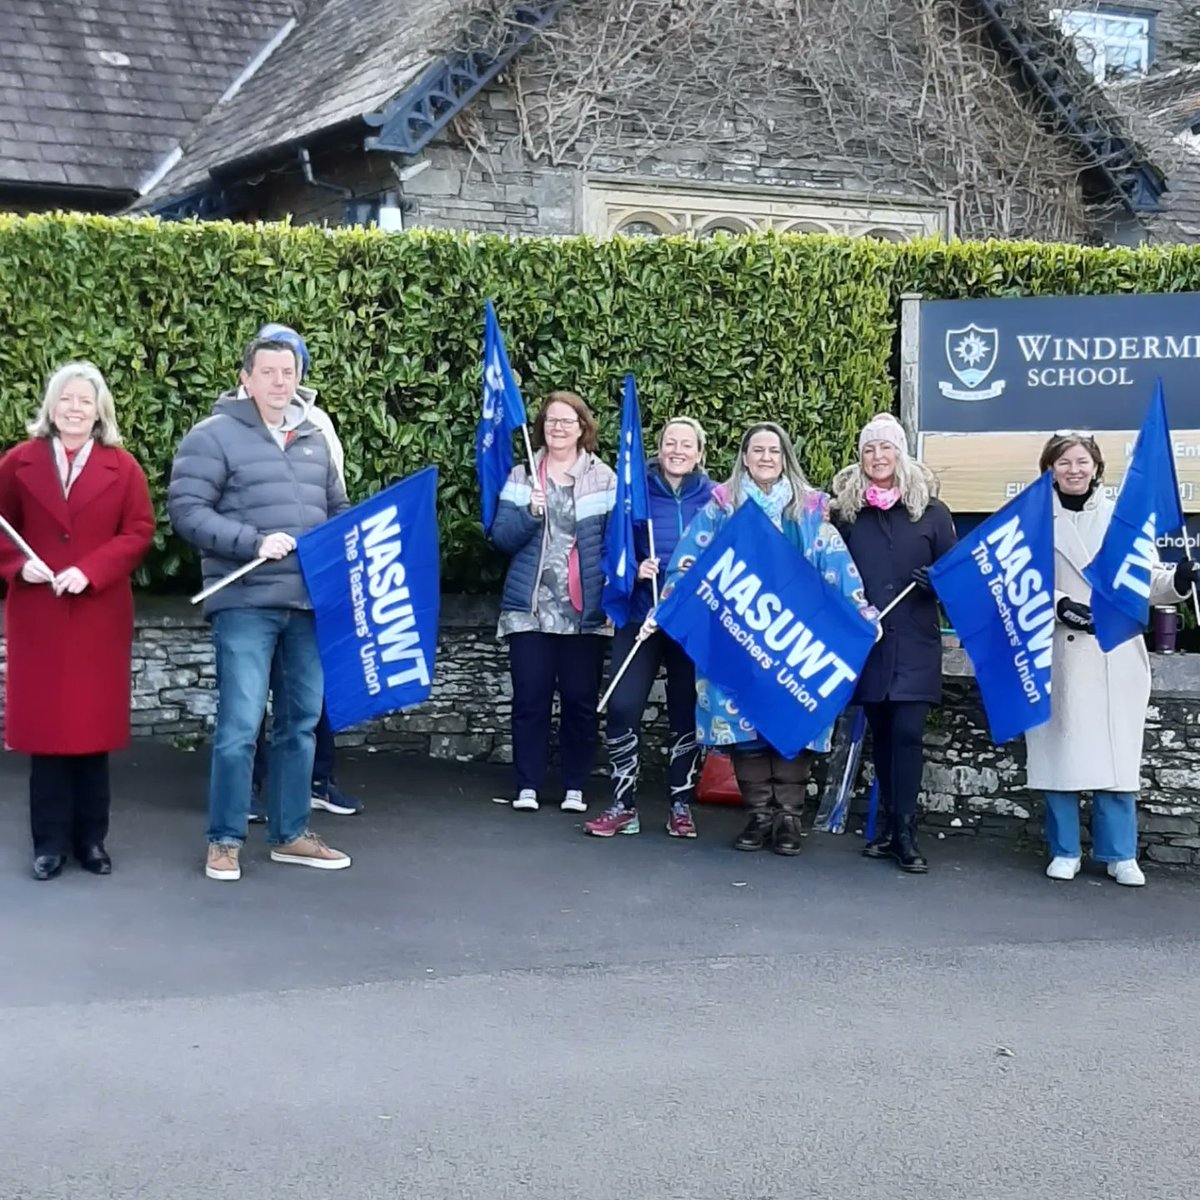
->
[1039, 433, 1105, 481]
[530, 390, 599, 452]
[242, 337, 301, 375]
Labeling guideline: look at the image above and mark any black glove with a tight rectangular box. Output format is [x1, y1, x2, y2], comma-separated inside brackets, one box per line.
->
[1173, 558, 1200, 594]
[911, 566, 934, 595]
[1056, 597, 1094, 635]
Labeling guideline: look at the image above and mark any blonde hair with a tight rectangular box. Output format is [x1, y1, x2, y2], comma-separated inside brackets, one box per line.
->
[658, 416, 707, 464]
[727, 421, 811, 521]
[831, 455, 938, 522]
[28, 361, 123, 446]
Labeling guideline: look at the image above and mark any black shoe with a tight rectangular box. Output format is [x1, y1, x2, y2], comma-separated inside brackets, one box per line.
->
[78, 845, 112, 875]
[771, 811, 803, 856]
[862, 833, 894, 859]
[32, 854, 66, 881]
[891, 823, 928, 874]
[734, 810, 773, 852]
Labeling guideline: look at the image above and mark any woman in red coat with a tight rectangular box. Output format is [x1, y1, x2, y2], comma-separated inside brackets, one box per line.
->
[0, 362, 154, 880]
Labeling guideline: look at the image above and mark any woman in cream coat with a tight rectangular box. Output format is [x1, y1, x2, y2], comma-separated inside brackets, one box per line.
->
[1026, 433, 1196, 887]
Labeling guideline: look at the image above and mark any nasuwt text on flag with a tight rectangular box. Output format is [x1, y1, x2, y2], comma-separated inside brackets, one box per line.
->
[655, 502, 876, 759]
[928, 470, 1055, 744]
[297, 467, 440, 732]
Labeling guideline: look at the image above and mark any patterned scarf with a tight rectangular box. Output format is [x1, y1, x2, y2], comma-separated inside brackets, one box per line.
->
[865, 485, 901, 511]
[52, 437, 94, 497]
[743, 476, 793, 529]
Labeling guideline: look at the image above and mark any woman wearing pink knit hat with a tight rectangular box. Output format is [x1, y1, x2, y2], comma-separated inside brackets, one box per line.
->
[831, 414, 956, 873]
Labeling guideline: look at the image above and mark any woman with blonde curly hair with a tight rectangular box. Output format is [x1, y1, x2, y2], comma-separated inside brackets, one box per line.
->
[831, 413, 956, 874]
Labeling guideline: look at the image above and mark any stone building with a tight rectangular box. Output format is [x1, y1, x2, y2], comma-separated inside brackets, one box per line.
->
[5, 1, 1200, 243]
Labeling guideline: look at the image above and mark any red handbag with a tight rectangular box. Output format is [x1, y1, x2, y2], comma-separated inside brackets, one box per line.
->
[696, 750, 742, 805]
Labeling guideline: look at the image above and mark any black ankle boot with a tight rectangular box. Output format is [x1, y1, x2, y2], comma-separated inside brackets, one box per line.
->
[891, 819, 928, 874]
[734, 809, 774, 851]
[863, 818, 894, 859]
[771, 810, 803, 856]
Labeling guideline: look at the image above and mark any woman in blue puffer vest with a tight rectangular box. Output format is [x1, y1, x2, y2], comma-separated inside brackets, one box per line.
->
[585, 418, 713, 841]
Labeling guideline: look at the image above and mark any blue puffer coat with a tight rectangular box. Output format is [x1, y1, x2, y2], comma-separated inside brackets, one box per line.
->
[629, 461, 713, 624]
[490, 449, 616, 632]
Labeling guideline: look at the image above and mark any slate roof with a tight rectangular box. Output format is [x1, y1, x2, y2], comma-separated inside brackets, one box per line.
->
[0, 0, 299, 200]
[140, 0, 482, 207]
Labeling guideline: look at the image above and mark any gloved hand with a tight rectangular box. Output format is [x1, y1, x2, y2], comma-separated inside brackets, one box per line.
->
[1173, 558, 1200, 594]
[1056, 597, 1094, 635]
[911, 565, 934, 594]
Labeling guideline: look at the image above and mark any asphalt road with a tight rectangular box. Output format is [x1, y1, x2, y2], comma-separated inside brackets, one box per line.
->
[2, 743, 1198, 1200]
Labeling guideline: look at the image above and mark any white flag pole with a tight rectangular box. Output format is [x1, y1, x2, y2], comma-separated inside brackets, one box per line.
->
[520, 424, 539, 484]
[875, 581, 917, 622]
[0, 512, 43, 564]
[190, 556, 268, 606]
[597, 618, 654, 714]
[646, 521, 660, 607]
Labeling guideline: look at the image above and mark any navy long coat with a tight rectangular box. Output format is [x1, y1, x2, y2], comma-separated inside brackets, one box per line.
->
[837, 499, 957, 704]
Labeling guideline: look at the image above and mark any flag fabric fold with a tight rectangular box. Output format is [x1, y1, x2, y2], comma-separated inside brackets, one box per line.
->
[476, 299, 528, 534]
[1083, 380, 1186, 651]
[601, 374, 651, 628]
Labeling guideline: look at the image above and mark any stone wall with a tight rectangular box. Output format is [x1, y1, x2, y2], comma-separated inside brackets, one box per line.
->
[4, 596, 1200, 863]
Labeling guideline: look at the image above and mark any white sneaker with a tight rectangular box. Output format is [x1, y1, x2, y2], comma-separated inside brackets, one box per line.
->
[1046, 855, 1081, 881]
[1107, 859, 1146, 887]
[561, 789, 587, 813]
[512, 789, 539, 811]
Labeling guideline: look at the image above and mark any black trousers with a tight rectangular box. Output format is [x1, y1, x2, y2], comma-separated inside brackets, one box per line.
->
[508, 631, 605, 793]
[30, 753, 111, 858]
[862, 701, 930, 825]
[604, 624, 699, 808]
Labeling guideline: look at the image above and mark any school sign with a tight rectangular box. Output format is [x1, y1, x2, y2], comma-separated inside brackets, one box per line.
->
[903, 293, 1200, 515]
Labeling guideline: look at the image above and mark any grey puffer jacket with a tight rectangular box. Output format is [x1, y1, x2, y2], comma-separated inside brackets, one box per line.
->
[168, 391, 348, 616]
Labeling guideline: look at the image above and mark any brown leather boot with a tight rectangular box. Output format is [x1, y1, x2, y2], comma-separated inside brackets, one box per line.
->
[732, 749, 775, 851]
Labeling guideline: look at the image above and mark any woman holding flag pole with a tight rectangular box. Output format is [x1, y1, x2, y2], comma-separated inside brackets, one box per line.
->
[831, 414, 957, 874]
[491, 391, 616, 814]
[586, 414, 713, 839]
[654, 422, 876, 856]
[1027, 430, 1197, 887]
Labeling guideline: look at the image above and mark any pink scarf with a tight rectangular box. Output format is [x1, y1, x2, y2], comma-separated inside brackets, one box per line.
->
[866, 485, 901, 511]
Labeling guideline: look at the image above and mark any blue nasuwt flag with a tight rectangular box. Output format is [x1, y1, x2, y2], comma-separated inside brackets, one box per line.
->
[1084, 381, 1185, 652]
[601, 374, 651, 627]
[655, 502, 875, 758]
[928, 471, 1055, 744]
[297, 467, 440, 731]
[476, 300, 528, 534]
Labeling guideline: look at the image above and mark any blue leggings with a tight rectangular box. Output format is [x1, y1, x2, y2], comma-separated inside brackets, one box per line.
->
[1043, 791, 1138, 863]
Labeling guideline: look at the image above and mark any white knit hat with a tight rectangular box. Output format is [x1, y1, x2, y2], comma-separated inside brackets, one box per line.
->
[858, 413, 909, 456]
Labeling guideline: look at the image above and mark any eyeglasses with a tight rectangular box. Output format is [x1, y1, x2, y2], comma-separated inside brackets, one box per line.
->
[544, 417, 580, 429]
[1053, 429, 1096, 438]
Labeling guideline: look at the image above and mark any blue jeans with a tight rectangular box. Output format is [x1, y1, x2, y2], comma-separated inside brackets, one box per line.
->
[209, 608, 323, 847]
[1043, 791, 1138, 863]
[252, 705, 336, 801]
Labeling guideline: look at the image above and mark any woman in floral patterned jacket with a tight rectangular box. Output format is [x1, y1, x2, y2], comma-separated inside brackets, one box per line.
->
[659, 421, 876, 856]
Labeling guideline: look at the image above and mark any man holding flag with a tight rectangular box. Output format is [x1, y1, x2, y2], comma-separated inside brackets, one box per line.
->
[1025, 412, 1195, 887]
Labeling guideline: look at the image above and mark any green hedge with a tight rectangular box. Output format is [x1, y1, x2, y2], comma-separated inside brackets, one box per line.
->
[2, 214, 1200, 592]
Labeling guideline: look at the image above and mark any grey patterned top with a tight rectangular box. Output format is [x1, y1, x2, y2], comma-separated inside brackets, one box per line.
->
[498, 478, 583, 637]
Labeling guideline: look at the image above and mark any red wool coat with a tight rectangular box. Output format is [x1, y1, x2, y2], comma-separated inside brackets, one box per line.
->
[0, 439, 155, 755]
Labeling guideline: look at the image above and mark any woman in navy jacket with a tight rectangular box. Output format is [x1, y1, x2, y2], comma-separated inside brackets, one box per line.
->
[585, 418, 712, 840]
[831, 414, 956, 875]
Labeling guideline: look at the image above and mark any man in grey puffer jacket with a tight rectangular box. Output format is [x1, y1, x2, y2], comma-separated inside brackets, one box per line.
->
[168, 336, 350, 882]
